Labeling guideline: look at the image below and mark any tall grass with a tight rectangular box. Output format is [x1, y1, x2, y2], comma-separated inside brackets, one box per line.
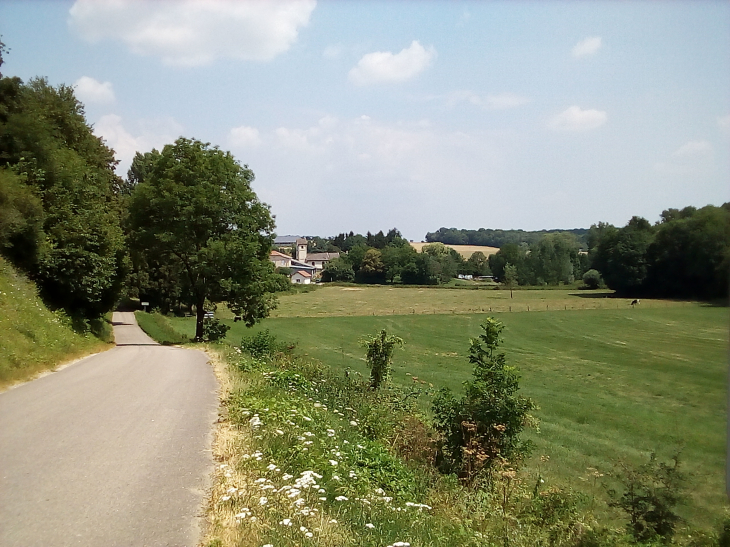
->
[0, 257, 108, 389]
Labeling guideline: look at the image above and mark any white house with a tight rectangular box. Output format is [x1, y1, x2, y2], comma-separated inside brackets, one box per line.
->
[291, 270, 312, 284]
[305, 252, 340, 270]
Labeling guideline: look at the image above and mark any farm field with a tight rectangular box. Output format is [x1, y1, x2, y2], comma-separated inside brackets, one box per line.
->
[166, 290, 728, 530]
[223, 285, 695, 319]
[409, 241, 499, 258]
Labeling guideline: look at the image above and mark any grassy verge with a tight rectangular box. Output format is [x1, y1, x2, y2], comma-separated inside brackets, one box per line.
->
[197, 339, 727, 547]
[134, 311, 190, 345]
[0, 257, 110, 390]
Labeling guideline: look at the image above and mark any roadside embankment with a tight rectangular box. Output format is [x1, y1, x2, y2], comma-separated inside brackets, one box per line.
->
[0, 257, 109, 390]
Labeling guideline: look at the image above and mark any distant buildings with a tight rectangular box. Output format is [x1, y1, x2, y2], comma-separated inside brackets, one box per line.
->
[270, 236, 340, 283]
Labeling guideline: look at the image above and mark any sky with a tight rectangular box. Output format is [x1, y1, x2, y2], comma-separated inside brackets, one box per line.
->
[1, 0, 728, 241]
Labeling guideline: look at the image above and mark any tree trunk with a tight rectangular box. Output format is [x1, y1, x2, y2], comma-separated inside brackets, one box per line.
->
[195, 292, 205, 341]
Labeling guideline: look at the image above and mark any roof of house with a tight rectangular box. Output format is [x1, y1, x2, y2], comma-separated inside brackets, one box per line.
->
[305, 252, 340, 262]
[270, 250, 292, 259]
[296, 238, 307, 245]
[274, 235, 300, 245]
[292, 270, 312, 278]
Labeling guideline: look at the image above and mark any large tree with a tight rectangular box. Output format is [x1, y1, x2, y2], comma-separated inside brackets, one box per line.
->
[127, 138, 284, 340]
[0, 68, 127, 319]
[591, 216, 655, 295]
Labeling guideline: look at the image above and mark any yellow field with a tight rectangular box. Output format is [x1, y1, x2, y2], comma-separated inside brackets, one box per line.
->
[409, 241, 499, 258]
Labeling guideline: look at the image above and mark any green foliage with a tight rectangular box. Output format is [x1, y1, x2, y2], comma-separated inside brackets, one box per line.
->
[503, 263, 518, 296]
[591, 217, 655, 295]
[489, 243, 528, 281]
[201, 317, 230, 342]
[127, 138, 280, 341]
[590, 205, 730, 299]
[0, 167, 45, 270]
[240, 328, 288, 359]
[360, 329, 404, 389]
[432, 318, 536, 483]
[490, 234, 583, 287]
[426, 226, 590, 249]
[644, 205, 730, 299]
[0, 74, 127, 319]
[465, 250, 491, 277]
[321, 256, 355, 282]
[582, 269, 602, 289]
[608, 452, 686, 544]
[357, 248, 386, 283]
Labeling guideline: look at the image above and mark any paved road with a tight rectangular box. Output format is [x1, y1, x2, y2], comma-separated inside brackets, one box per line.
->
[0, 312, 218, 547]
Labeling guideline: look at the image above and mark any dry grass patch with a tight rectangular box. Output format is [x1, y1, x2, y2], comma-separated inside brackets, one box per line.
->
[409, 242, 499, 258]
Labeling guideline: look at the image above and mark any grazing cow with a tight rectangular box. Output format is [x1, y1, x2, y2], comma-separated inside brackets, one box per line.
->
[234, 316, 242, 322]
[630, 299, 640, 307]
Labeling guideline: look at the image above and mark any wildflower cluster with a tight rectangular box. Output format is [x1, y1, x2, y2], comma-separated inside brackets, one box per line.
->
[209, 361, 444, 547]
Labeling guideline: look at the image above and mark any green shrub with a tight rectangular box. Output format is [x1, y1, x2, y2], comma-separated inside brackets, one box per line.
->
[582, 269, 603, 289]
[432, 317, 537, 483]
[360, 329, 403, 390]
[240, 329, 290, 359]
[608, 451, 685, 544]
[201, 318, 229, 342]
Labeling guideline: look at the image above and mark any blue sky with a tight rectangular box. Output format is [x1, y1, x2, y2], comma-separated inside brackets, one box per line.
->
[1, 0, 728, 241]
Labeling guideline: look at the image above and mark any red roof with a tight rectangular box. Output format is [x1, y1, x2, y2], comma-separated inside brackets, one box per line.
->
[270, 250, 291, 258]
[293, 270, 312, 278]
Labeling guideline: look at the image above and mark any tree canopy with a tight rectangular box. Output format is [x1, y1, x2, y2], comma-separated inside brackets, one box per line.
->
[127, 138, 286, 339]
[0, 68, 126, 319]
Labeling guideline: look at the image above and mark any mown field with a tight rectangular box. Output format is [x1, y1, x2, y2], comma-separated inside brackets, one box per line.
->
[167, 287, 728, 531]
[227, 285, 694, 319]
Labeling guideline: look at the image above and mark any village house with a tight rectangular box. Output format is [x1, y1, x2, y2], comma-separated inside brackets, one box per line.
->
[290, 270, 312, 284]
[270, 236, 340, 282]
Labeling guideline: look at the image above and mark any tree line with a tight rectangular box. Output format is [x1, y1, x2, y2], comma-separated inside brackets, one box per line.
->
[588, 206, 730, 299]
[0, 46, 285, 339]
[426, 226, 590, 249]
[317, 233, 492, 285]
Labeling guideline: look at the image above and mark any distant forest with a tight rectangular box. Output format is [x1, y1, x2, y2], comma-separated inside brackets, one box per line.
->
[425, 227, 590, 249]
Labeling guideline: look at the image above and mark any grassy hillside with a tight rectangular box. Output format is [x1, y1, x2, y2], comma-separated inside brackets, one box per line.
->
[0, 257, 109, 389]
[168, 290, 728, 531]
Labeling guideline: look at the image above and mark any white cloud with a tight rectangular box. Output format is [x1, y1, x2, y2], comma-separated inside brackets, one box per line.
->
[572, 36, 602, 58]
[323, 44, 342, 59]
[445, 91, 529, 110]
[718, 114, 730, 131]
[239, 115, 505, 239]
[484, 93, 530, 110]
[93, 114, 184, 173]
[673, 140, 713, 157]
[229, 125, 261, 147]
[68, 0, 316, 66]
[548, 106, 607, 131]
[74, 76, 115, 104]
[349, 40, 435, 85]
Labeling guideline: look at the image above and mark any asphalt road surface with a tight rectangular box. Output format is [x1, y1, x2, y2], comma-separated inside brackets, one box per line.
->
[0, 312, 218, 547]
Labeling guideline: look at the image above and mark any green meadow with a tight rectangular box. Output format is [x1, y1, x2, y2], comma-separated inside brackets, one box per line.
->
[166, 286, 728, 530]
